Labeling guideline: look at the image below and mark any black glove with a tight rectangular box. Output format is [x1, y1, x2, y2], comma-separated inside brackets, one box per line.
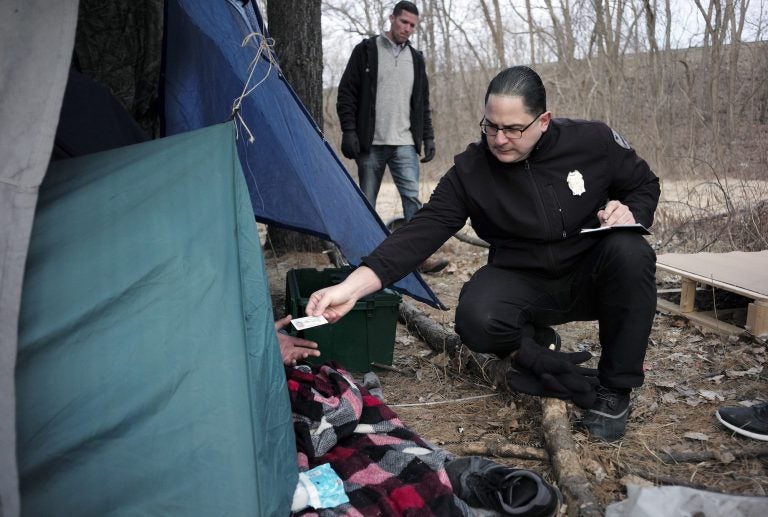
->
[420, 138, 435, 163]
[504, 339, 599, 409]
[341, 131, 360, 159]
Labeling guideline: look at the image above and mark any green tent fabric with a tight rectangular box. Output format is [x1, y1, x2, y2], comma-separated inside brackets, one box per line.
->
[16, 123, 296, 515]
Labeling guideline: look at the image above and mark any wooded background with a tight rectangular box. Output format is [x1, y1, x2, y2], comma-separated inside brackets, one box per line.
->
[260, 0, 767, 252]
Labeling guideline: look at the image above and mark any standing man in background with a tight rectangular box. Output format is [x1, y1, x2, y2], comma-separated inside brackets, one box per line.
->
[336, 0, 447, 274]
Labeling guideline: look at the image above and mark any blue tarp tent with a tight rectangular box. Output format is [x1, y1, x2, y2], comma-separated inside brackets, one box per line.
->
[0, 0, 443, 515]
[164, 0, 443, 308]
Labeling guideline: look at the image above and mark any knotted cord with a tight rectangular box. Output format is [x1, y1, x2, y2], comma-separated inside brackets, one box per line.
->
[231, 31, 279, 143]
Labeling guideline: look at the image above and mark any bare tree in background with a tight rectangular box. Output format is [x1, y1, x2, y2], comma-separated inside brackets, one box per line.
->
[267, 0, 324, 125]
[321, 0, 767, 199]
[322, 0, 387, 37]
[265, 0, 328, 253]
[694, 0, 750, 133]
[431, 0, 455, 75]
[480, 0, 506, 66]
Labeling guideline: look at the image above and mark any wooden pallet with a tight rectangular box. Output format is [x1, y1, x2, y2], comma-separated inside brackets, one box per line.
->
[656, 252, 768, 339]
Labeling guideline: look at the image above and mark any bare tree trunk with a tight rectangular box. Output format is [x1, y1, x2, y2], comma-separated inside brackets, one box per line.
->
[436, 0, 454, 75]
[640, 0, 668, 169]
[266, 0, 329, 253]
[423, 0, 437, 78]
[267, 0, 323, 125]
[694, 0, 724, 129]
[523, 0, 535, 65]
[539, 0, 586, 113]
[480, 0, 506, 67]
[663, 0, 672, 50]
[726, 0, 748, 129]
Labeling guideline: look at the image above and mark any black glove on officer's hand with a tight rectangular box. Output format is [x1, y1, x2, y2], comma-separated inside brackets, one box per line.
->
[341, 131, 360, 159]
[420, 138, 435, 163]
[504, 340, 599, 409]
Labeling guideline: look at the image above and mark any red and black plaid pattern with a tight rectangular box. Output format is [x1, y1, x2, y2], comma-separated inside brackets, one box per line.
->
[287, 362, 469, 516]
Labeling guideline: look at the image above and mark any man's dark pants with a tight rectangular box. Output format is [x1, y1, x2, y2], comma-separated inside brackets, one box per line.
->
[454, 232, 657, 389]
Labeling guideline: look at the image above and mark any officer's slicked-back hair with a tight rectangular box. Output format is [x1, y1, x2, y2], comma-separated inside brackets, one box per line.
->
[393, 1, 419, 17]
[485, 66, 546, 116]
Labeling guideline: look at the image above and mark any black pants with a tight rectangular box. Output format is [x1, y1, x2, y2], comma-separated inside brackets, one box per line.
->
[454, 232, 656, 389]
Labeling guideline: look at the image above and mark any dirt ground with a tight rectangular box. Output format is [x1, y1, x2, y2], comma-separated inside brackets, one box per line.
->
[262, 182, 768, 513]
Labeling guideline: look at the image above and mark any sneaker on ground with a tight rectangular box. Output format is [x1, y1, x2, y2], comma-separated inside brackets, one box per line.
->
[419, 256, 449, 274]
[445, 456, 561, 516]
[578, 385, 630, 442]
[716, 401, 768, 441]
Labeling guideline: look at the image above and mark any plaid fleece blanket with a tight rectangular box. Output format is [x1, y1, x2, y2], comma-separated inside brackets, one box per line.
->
[287, 362, 470, 517]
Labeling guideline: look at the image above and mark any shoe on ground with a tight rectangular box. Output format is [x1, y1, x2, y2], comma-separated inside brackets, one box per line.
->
[716, 401, 768, 441]
[446, 456, 561, 516]
[578, 385, 630, 442]
[418, 256, 449, 274]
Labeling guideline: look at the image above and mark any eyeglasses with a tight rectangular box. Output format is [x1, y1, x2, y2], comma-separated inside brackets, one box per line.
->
[479, 113, 543, 139]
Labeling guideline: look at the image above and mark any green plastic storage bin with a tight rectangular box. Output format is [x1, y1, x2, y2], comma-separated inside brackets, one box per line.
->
[285, 267, 402, 372]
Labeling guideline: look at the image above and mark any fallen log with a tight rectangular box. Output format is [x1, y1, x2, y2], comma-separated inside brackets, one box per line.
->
[659, 446, 768, 463]
[399, 301, 462, 354]
[399, 302, 498, 382]
[457, 440, 549, 461]
[541, 398, 602, 517]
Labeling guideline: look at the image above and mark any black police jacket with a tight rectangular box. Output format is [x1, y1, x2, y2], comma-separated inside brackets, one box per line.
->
[363, 118, 660, 285]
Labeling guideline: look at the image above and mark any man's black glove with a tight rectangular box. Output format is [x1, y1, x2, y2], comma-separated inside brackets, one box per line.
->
[503, 340, 599, 409]
[420, 138, 435, 163]
[341, 131, 360, 159]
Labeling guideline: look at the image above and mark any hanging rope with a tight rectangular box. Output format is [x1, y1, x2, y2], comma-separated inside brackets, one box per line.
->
[231, 31, 279, 144]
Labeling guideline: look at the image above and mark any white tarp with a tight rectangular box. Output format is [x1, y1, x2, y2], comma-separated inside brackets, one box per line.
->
[606, 484, 768, 516]
[0, 2, 79, 515]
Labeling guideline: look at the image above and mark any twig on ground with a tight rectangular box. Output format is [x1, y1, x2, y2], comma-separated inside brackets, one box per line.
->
[390, 393, 498, 408]
[617, 463, 712, 491]
[458, 440, 549, 461]
[370, 361, 407, 374]
[660, 446, 768, 463]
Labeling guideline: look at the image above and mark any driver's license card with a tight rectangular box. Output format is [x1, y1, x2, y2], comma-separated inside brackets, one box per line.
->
[291, 315, 329, 331]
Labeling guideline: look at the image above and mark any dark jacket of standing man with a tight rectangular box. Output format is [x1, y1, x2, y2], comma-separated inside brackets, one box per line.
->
[335, 0, 437, 232]
[336, 33, 434, 156]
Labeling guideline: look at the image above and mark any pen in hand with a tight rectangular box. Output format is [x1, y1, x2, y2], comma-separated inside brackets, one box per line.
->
[597, 203, 610, 226]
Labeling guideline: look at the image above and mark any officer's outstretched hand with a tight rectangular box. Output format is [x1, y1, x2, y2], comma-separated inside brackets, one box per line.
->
[306, 266, 383, 323]
[306, 285, 358, 323]
[420, 138, 435, 163]
[341, 131, 360, 159]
